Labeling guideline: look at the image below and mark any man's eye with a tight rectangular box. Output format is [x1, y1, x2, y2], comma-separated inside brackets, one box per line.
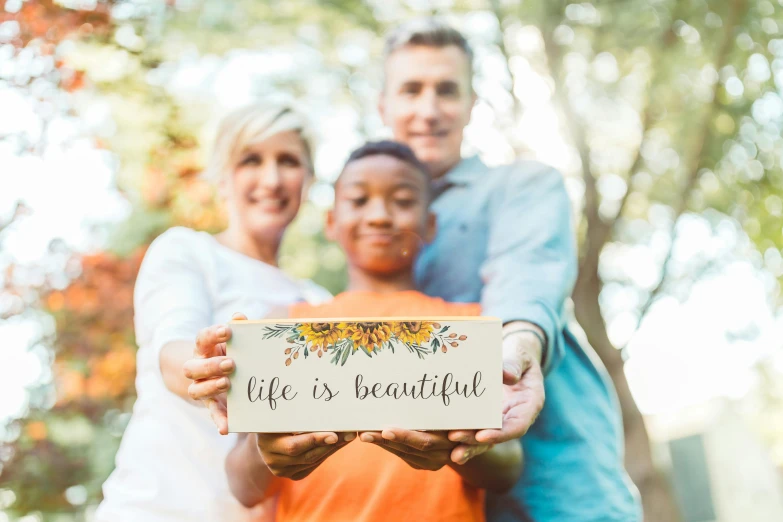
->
[349, 197, 368, 206]
[395, 198, 417, 208]
[240, 153, 261, 166]
[437, 85, 459, 97]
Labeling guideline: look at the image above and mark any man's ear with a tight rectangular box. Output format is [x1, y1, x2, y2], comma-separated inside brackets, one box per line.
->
[325, 208, 337, 241]
[425, 211, 437, 244]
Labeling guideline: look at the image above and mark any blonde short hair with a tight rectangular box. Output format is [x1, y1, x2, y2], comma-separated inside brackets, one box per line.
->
[205, 102, 314, 182]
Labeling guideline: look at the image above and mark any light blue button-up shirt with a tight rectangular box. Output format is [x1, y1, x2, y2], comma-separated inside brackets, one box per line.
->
[416, 156, 642, 522]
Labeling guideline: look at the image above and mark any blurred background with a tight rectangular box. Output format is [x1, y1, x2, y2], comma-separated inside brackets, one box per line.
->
[1, 0, 783, 521]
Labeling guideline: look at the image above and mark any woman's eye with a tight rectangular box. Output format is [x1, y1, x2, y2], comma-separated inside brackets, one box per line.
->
[240, 153, 261, 166]
[279, 154, 301, 167]
[348, 197, 368, 206]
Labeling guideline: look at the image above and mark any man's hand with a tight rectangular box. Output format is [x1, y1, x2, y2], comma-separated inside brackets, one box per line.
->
[256, 431, 355, 480]
[183, 312, 246, 435]
[447, 325, 546, 462]
[359, 429, 464, 471]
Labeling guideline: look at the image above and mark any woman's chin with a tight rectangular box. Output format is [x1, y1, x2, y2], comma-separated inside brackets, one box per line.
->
[244, 217, 294, 240]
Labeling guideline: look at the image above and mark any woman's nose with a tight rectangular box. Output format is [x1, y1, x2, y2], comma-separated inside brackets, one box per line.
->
[259, 162, 281, 189]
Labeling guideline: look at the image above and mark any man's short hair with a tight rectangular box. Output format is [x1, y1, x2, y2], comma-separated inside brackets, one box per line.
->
[337, 140, 432, 200]
[384, 18, 473, 63]
[383, 18, 474, 77]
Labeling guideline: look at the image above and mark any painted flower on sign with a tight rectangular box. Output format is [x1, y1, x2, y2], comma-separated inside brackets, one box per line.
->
[393, 321, 435, 346]
[342, 322, 393, 352]
[261, 321, 468, 367]
[298, 322, 341, 356]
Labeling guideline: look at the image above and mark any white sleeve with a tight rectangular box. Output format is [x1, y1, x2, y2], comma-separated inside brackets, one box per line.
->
[298, 279, 333, 305]
[133, 228, 213, 368]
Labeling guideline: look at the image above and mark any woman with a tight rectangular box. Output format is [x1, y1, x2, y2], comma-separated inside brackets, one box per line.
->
[96, 102, 328, 522]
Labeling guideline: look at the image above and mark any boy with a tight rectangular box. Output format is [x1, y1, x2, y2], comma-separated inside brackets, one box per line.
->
[187, 141, 522, 521]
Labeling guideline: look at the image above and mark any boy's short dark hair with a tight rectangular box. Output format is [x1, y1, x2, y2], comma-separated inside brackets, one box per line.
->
[338, 140, 432, 200]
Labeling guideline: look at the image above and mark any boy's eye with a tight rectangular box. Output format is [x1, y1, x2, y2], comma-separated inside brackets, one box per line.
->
[240, 153, 261, 166]
[395, 198, 417, 208]
[348, 196, 368, 206]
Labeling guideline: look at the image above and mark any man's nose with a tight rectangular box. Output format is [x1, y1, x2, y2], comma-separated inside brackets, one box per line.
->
[416, 89, 441, 121]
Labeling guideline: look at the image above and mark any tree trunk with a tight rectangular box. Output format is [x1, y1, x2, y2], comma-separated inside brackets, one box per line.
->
[573, 267, 682, 522]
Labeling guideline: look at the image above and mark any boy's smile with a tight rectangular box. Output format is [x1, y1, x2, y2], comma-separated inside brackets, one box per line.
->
[328, 153, 436, 278]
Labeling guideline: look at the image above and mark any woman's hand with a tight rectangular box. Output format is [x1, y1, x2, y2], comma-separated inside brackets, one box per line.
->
[256, 431, 356, 480]
[359, 428, 489, 471]
[182, 312, 246, 434]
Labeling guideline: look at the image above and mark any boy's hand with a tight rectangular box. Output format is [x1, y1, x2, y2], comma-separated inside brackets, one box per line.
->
[256, 431, 356, 480]
[360, 428, 489, 470]
[183, 312, 246, 435]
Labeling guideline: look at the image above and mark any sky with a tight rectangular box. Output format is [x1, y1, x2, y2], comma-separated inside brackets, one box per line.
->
[1, 29, 781, 437]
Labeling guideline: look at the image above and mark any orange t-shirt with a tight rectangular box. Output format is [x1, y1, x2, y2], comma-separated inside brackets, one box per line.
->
[272, 290, 484, 522]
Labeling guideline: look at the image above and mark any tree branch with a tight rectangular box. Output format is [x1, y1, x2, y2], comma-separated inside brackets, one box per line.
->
[488, 0, 523, 119]
[629, 0, 748, 330]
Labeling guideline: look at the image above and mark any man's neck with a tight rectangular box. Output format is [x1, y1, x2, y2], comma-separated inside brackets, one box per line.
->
[346, 266, 418, 294]
[429, 157, 461, 180]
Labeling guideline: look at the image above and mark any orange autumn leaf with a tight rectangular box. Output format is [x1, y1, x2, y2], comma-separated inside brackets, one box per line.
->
[47, 291, 64, 312]
[55, 369, 86, 404]
[26, 421, 47, 441]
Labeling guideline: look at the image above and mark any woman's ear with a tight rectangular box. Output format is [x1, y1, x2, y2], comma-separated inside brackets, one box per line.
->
[425, 211, 437, 244]
[217, 174, 229, 200]
[301, 170, 314, 204]
[325, 208, 337, 241]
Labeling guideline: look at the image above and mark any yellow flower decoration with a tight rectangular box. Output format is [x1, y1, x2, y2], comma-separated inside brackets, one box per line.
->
[393, 321, 435, 346]
[341, 321, 393, 352]
[298, 322, 343, 352]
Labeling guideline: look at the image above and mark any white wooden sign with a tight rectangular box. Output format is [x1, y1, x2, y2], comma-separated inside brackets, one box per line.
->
[227, 317, 503, 433]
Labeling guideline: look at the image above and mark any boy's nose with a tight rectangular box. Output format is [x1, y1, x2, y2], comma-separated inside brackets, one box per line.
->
[365, 199, 393, 224]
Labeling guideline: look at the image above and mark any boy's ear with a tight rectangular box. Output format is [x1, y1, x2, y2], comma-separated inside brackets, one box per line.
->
[424, 210, 437, 244]
[378, 94, 387, 125]
[325, 208, 337, 241]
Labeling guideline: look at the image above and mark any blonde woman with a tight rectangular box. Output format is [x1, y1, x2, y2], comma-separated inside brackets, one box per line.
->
[96, 102, 329, 522]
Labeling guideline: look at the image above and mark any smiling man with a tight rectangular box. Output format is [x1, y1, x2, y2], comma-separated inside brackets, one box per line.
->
[379, 19, 642, 522]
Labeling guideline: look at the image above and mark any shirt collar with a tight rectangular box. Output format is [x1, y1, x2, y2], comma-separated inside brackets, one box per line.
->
[441, 155, 485, 185]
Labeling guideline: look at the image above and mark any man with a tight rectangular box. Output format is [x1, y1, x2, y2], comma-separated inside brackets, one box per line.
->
[379, 19, 642, 522]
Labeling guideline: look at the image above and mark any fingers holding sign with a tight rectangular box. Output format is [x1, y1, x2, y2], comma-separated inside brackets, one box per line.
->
[183, 312, 247, 435]
[256, 431, 356, 480]
[360, 428, 456, 471]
